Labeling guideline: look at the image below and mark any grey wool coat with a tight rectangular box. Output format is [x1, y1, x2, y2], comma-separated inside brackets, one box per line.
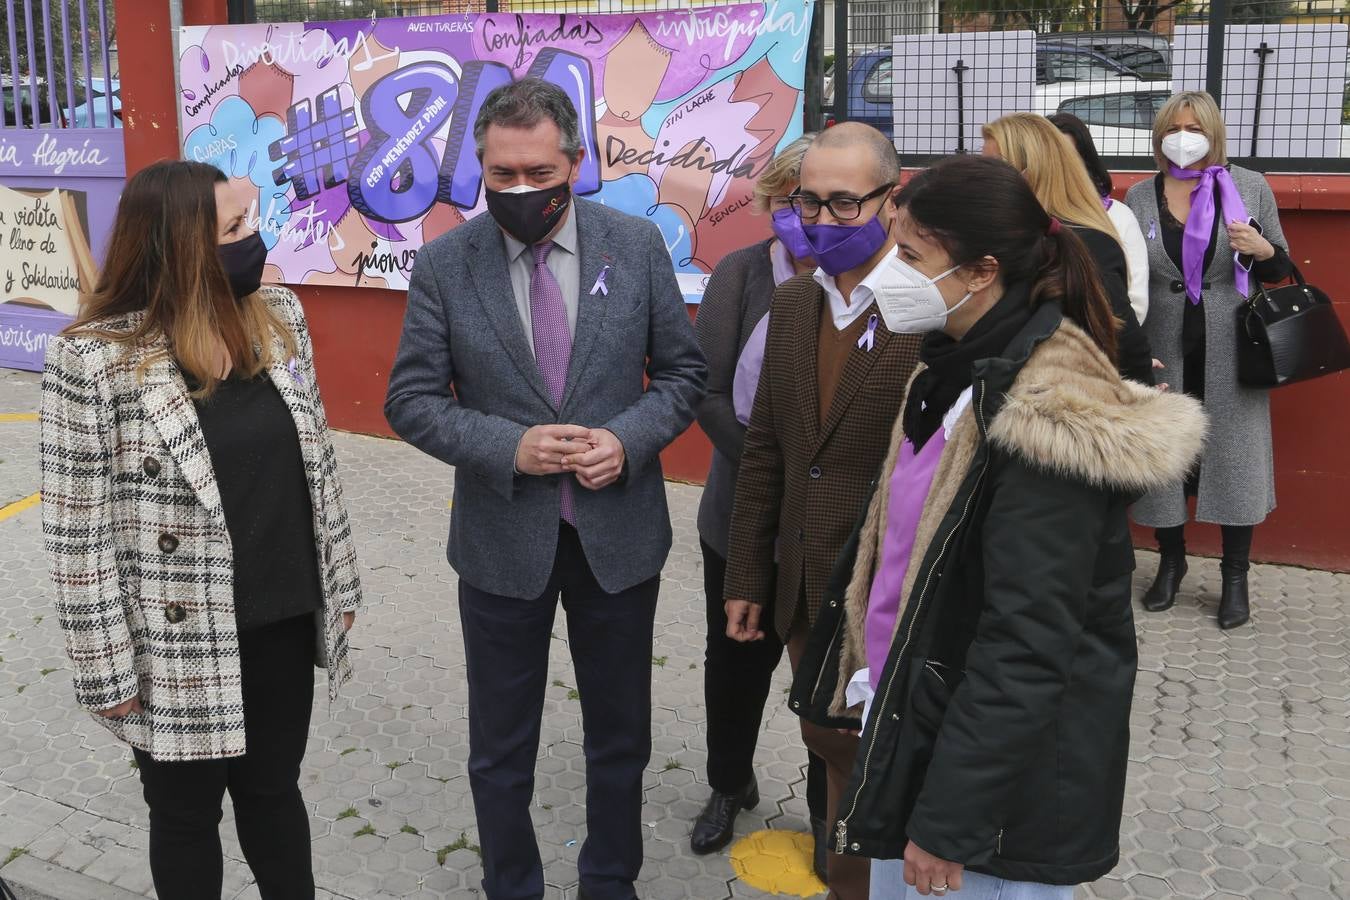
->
[1125, 165, 1287, 527]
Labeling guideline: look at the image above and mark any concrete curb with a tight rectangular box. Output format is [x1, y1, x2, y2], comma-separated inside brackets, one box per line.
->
[1, 854, 146, 900]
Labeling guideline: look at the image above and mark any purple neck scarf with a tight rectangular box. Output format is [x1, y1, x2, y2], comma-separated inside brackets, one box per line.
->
[1168, 164, 1250, 304]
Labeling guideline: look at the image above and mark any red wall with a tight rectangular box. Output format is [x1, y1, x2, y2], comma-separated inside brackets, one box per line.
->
[119, 1, 1350, 570]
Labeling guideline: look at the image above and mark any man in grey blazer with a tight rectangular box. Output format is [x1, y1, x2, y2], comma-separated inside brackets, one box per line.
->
[385, 78, 705, 900]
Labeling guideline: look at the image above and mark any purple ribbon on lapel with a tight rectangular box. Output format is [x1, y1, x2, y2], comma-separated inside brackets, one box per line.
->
[287, 357, 306, 387]
[590, 266, 609, 296]
[1102, 195, 1114, 211]
[1168, 164, 1250, 304]
[857, 313, 878, 352]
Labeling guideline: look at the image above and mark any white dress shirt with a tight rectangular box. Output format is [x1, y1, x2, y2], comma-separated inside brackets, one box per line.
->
[812, 245, 897, 331]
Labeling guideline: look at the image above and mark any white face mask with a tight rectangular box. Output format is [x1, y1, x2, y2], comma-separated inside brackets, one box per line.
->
[873, 256, 974, 334]
[1162, 131, 1211, 168]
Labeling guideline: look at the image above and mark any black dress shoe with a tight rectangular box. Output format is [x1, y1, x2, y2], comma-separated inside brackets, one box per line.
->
[810, 815, 828, 883]
[1142, 553, 1188, 612]
[690, 776, 759, 855]
[1218, 567, 1250, 629]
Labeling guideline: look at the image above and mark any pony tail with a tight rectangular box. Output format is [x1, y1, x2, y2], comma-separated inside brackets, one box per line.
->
[1031, 227, 1120, 365]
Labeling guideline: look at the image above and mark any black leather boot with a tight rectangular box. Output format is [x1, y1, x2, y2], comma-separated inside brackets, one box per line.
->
[1218, 566, 1250, 629]
[811, 815, 828, 883]
[1142, 552, 1188, 612]
[690, 776, 759, 855]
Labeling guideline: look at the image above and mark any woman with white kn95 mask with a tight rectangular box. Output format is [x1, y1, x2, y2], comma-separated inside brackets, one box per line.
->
[1124, 90, 1293, 631]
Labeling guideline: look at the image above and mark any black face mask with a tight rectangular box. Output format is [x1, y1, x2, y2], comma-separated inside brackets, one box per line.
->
[485, 179, 572, 246]
[218, 231, 268, 300]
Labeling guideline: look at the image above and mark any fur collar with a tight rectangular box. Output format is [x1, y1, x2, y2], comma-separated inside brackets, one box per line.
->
[988, 320, 1206, 492]
[829, 317, 1206, 717]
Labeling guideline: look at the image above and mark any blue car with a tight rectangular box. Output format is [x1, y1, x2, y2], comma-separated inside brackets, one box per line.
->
[66, 77, 121, 128]
[826, 43, 1141, 138]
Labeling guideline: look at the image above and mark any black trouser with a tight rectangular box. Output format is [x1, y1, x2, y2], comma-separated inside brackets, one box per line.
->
[459, 523, 660, 900]
[701, 541, 826, 818]
[133, 613, 317, 900]
[1156, 523, 1254, 574]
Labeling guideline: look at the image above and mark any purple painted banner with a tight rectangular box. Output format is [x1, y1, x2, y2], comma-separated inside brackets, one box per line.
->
[0, 127, 124, 177]
[177, 1, 812, 299]
[0, 302, 65, 370]
[0, 128, 125, 372]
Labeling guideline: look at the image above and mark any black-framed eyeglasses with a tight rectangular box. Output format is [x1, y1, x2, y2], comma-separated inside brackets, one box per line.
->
[789, 183, 894, 221]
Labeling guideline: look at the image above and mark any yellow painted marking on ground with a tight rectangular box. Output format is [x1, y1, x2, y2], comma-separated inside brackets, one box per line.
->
[0, 413, 39, 423]
[729, 830, 826, 897]
[0, 493, 41, 523]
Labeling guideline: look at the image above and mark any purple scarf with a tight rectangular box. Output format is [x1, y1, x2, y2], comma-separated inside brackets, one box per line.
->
[1168, 164, 1250, 304]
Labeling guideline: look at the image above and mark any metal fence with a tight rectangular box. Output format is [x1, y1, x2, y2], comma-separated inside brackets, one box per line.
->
[229, 0, 1347, 170]
[1, 0, 118, 129]
[834, 0, 1350, 170]
[234, 0, 737, 20]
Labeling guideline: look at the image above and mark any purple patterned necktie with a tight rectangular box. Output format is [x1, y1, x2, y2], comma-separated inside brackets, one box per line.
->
[529, 241, 575, 524]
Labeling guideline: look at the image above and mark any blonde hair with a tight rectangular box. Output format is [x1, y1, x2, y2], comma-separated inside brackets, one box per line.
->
[982, 113, 1118, 242]
[751, 133, 815, 213]
[1153, 90, 1228, 171]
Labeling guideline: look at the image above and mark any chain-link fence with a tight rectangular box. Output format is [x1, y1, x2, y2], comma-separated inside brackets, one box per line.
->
[832, 0, 1349, 170]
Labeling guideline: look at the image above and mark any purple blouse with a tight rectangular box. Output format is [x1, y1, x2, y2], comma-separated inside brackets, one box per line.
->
[864, 431, 948, 689]
[732, 241, 799, 424]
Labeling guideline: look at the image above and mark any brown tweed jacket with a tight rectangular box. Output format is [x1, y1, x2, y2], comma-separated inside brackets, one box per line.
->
[725, 274, 921, 640]
[41, 287, 363, 762]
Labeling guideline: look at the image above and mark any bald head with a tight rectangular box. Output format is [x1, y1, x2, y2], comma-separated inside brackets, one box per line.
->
[809, 122, 900, 184]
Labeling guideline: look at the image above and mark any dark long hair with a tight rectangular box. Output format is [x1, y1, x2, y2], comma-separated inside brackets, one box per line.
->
[1048, 112, 1113, 199]
[65, 160, 293, 395]
[894, 155, 1118, 364]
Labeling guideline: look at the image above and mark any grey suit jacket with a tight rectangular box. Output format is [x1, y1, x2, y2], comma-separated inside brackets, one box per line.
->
[385, 199, 707, 599]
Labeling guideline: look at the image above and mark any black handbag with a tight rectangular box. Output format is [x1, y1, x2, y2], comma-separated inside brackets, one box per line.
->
[1237, 264, 1350, 388]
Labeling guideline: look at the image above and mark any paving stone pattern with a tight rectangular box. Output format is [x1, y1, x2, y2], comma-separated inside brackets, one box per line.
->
[0, 368, 1348, 899]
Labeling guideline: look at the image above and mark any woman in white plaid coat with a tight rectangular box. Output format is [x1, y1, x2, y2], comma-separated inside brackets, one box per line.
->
[41, 160, 363, 900]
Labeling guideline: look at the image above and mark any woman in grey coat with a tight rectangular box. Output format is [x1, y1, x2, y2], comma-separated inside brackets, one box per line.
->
[1125, 91, 1291, 630]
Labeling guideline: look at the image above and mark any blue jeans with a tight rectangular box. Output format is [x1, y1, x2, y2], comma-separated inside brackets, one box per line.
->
[869, 860, 1074, 899]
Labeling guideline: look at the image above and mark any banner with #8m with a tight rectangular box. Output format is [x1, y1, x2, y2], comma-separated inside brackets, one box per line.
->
[176, 1, 812, 301]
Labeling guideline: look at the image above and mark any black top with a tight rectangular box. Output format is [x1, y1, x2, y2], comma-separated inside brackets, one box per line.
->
[191, 372, 323, 631]
[1154, 173, 1292, 356]
[1070, 225, 1155, 385]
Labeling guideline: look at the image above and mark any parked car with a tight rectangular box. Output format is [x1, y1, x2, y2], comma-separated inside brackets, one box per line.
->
[1038, 80, 1173, 156]
[66, 78, 121, 128]
[1037, 30, 1172, 80]
[827, 43, 1143, 138]
[1, 76, 58, 127]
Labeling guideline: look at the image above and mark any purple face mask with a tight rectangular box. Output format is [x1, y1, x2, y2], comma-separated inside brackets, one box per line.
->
[771, 207, 813, 260]
[801, 215, 890, 276]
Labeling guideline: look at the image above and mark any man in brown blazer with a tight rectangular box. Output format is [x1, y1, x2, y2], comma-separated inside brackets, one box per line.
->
[725, 123, 921, 900]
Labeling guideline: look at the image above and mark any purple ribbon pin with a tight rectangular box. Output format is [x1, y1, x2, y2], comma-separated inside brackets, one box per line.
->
[857, 313, 878, 352]
[288, 357, 306, 387]
[590, 266, 610, 297]
[1147, 219, 1157, 241]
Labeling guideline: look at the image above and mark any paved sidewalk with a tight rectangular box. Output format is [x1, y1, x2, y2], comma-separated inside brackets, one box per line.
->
[1, 366, 1348, 899]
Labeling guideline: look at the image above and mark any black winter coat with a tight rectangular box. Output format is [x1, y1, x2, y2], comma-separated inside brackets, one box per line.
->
[789, 302, 1206, 885]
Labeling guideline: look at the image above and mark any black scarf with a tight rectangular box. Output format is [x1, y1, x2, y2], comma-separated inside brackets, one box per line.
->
[902, 284, 1035, 451]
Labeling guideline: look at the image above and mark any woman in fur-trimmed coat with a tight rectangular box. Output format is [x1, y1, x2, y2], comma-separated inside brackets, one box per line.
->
[789, 157, 1207, 900]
